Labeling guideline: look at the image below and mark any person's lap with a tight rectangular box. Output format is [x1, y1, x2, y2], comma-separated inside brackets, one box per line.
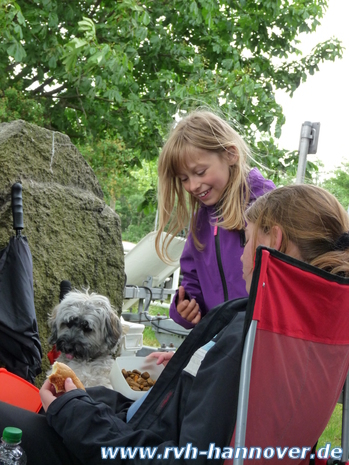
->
[0, 400, 82, 465]
[0, 386, 133, 465]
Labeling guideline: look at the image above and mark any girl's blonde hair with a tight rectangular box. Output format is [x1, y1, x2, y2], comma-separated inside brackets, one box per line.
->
[246, 184, 349, 277]
[156, 110, 251, 262]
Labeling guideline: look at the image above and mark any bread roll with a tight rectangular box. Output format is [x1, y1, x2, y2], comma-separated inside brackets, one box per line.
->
[48, 361, 85, 392]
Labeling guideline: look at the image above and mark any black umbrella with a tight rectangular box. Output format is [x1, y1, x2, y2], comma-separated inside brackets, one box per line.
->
[0, 183, 42, 384]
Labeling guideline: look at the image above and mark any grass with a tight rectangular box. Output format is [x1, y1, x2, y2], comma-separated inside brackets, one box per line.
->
[141, 305, 343, 449]
[138, 304, 169, 348]
[143, 326, 161, 347]
[318, 404, 342, 448]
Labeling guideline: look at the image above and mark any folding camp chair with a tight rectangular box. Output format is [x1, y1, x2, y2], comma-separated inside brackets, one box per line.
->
[341, 375, 349, 465]
[226, 246, 349, 465]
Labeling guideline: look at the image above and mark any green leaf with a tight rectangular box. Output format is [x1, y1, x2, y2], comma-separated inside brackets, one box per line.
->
[16, 11, 26, 26]
[70, 38, 88, 49]
[135, 26, 148, 41]
[62, 52, 77, 71]
[48, 12, 58, 28]
[88, 50, 105, 64]
[78, 17, 95, 32]
[105, 89, 123, 103]
[6, 41, 26, 62]
[13, 24, 23, 39]
[190, 1, 199, 16]
[48, 56, 57, 68]
[222, 59, 233, 70]
[142, 11, 150, 26]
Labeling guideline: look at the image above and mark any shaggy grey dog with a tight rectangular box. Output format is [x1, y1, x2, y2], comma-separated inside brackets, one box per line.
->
[47, 289, 122, 389]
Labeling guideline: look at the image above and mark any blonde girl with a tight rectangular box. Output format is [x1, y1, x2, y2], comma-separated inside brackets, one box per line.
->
[156, 110, 275, 328]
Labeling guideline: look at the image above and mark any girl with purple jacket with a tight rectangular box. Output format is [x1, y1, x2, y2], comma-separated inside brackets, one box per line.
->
[155, 110, 275, 329]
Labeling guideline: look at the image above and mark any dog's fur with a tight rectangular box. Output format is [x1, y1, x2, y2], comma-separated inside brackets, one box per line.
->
[47, 289, 122, 389]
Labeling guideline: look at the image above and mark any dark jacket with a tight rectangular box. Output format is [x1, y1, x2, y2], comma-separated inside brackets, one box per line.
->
[169, 168, 275, 329]
[46, 298, 249, 465]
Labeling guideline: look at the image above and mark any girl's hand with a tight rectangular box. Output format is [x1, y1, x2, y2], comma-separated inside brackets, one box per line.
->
[146, 351, 174, 367]
[176, 286, 201, 325]
[40, 378, 77, 412]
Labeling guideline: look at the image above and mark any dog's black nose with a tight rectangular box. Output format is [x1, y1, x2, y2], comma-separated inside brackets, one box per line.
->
[56, 340, 74, 354]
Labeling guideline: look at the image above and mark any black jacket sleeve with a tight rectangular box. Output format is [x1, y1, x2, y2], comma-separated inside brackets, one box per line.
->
[46, 303, 247, 465]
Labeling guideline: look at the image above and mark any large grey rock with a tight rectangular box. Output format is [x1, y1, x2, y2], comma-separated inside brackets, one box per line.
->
[0, 120, 125, 386]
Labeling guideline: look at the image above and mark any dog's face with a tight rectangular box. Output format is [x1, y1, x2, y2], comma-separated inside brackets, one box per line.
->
[48, 290, 122, 361]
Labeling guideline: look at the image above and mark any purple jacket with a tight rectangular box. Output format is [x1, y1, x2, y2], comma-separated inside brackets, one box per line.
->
[169, 168, 275, 329]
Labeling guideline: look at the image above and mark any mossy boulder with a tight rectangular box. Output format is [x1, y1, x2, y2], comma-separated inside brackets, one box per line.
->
[0, 120, 125, 386]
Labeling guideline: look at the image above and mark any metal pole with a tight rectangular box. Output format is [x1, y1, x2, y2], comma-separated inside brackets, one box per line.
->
[295, 122, 320, 184]
[342, 375, 349, 463]
[234, 321, 258, 465]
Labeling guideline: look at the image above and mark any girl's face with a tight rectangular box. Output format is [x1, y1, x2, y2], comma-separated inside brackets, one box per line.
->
[176, 147, 236, 206]
[241, 220, 272, 294]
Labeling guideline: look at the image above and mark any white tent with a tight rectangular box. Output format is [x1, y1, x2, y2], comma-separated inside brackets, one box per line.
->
[123, 231, 186, 311]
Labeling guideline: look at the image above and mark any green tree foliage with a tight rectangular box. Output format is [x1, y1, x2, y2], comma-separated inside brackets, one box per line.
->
[321, 162, 349, 211]
[0, 0, 343, 238]
[0, 0, 343, 152]
[79, 138, 158, 242]
[113, 163, 158, 243]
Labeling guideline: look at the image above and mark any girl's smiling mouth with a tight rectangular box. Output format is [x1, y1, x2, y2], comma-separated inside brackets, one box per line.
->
[198, 188, 211, 199]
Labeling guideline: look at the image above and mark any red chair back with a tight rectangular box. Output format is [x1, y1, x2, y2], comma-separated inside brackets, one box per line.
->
[225, 248, 349, 465]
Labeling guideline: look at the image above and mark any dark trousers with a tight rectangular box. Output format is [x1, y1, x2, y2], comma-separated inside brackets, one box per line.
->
[0, 386, 133, 465]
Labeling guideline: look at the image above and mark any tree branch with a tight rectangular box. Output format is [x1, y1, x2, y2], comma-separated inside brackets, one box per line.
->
[41, 84, 67, 97]
[30, 77, 56, 95]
